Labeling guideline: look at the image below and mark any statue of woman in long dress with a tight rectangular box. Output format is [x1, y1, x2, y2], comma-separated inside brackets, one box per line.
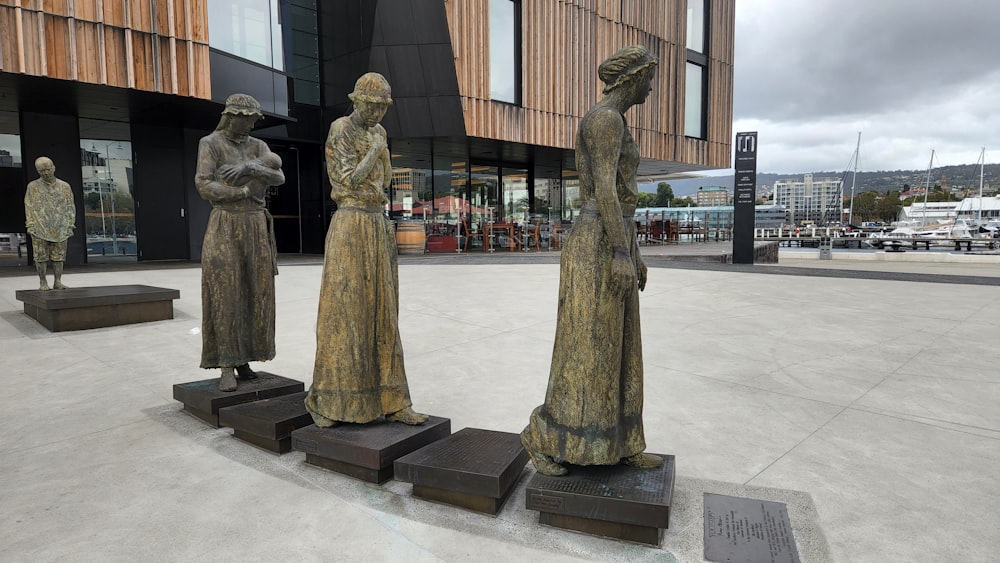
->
[195, 94, 284, 392]
[306, 73, 427, 427]
[521, 46, 663, 476]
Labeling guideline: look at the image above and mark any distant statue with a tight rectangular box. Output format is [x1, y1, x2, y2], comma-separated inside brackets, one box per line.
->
[521, 45, 662, 476]
[305, 72, 428, 427]
[24, 156, 75, 291]
[195, 93, 285, 392]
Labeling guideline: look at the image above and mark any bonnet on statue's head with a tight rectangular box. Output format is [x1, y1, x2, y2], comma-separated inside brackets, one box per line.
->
[221, 93, 263, 117]
[598, 45, 658, 94]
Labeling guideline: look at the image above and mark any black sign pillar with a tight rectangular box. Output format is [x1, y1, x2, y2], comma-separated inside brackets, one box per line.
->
[732, 131, 758, 264]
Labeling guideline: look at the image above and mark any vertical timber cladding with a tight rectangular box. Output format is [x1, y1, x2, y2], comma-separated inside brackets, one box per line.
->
[0, 0, 210, 99]
[732, 131, 757, 264]
[443, 0, 734, 170]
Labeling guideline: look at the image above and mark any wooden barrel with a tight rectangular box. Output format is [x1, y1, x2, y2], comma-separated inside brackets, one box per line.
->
[395, 221, 426, 255]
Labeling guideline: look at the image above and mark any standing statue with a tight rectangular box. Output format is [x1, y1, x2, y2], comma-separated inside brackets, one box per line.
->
[305, 72, 427, 427]
[24, 156, 75, 291]
[521, 45, 663, 476]
[195, 94, 285, 392]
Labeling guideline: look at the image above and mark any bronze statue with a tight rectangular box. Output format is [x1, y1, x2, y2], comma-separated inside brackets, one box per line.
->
[24, 156, 75, 291]
[521, 46, 662, 476]
[305, 72, 427, 427]
[195, 94, 285, 392]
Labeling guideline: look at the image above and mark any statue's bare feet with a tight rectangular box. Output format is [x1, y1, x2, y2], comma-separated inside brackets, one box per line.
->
[235, 364, 258, 380]
[39, 281, 50, 291]
[310, 412, 339, 428]
[218, 368, 237, 392]
[386, 407, 428, 425]
[520, 431, 568, 476]
[53, 281, 68, 289]
[622, 452, 663, 469]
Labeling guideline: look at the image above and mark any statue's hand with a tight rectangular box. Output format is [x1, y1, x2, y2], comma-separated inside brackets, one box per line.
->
[635, 257, 648, 291]
[610, 250, 636, 298]
[368, 133, 387, 154]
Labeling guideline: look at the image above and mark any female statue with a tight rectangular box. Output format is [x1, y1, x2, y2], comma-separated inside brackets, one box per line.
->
[521, 46, 663, 475]
[195, 94, 284, 392]
[306, 73, 427, 427]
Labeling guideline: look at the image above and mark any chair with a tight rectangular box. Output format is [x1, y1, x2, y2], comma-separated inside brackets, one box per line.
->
[463, 220, 486, 252]
[520, 219, 540, 251]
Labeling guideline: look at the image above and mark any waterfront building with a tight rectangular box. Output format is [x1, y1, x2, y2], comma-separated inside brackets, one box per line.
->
[896, 201, 958, 225]
[696, 185, 730, 206]
[954, 197, 1000, 223]
[0, 0, 735, 267]
[773, 174, 843, 225]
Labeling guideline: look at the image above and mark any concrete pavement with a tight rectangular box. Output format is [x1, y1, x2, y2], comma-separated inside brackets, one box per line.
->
[0, 250, 997, 562]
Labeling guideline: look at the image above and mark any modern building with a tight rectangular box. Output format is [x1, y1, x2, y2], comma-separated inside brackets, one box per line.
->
[0, 0, 735, 267]
[772, 173, 843, 225]
[695, 185, 730, 206]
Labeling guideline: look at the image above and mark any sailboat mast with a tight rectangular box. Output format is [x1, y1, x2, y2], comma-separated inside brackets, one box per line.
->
[979, 147, 985, 224]
[921, 150, 934, 227]
[847, 131, 860, 225]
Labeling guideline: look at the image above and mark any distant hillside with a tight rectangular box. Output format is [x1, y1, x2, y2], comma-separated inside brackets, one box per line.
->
[642, 163, 1000, 197]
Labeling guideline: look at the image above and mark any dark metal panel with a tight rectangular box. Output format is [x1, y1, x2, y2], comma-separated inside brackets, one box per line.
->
[209, 50, 290, 117]
[131, 123, 189, 261]
[384, 46, 427, 97]
[184, 128, 213, 262]
[373, 0, 418, 45]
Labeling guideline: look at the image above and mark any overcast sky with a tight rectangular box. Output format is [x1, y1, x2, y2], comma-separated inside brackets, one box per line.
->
[728, 0, 1000, 174]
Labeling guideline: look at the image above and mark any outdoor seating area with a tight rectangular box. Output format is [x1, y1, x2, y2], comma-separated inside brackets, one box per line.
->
[402, 219, 567, 253]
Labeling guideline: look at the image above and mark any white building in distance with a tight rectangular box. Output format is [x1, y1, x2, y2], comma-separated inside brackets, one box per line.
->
[773, 174, 843, 225]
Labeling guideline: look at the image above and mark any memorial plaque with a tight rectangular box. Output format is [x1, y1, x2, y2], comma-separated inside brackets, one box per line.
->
[218, 391, 311, 454]
[172, 372, 304, 427]
[704, 493, 801, 563]
[291, 416, 451, 484]
[393, 428, 529, 515]
[525, 454, 675, 546]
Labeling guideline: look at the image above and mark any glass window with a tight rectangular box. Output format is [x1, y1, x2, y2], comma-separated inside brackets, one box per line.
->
[208, 0, 284, 70]
[0, 113, 27, 267]
[687, 0, 705, 53]
[501, 167, 529, 224]
[561, 169, 581, 221]
[80, 139, 137, 262]
[489, 0, 519, 104]
[684, 62, 705, 139]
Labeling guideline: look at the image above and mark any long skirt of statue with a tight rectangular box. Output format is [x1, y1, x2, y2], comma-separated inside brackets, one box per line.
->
[522, 210, 646, 464]
[306, 208, 413, 423]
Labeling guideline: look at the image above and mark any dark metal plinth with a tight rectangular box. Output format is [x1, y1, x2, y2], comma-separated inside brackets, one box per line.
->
[291, 416, 451, 484]
[393, 428, 529, 515]
[15, 285, 180, 331]
[525, 453, 675, 546]
[218, 391, 311, 453]
[172, 373, 304, 427]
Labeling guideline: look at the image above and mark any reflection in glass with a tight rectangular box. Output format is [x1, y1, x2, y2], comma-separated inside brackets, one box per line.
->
[684, 62, 705, 139]
[0, 129, 27, 267]
[489, 0, 517, 103]
[208, 0, 284, 69]
[561, 169, 581, 221]
[687, 0, 705, 53]
[502, 167, 529, 223]
[81, 140, 137, 261]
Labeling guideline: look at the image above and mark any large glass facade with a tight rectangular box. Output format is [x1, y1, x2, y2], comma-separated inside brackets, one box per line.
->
[685, 0, 708, 139]
[684, 62, 705, 139]
[209, 0, 284, 69]
[489, 0, 520, 104]
[283, 0, 319, 105]
[687, 0, 705, 52]
[0, 111, 26, 267]
[80, 121, 136, 262]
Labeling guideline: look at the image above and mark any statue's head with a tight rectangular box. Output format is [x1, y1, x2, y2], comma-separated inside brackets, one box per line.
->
[598, 45, 658, 99]
[35, 156, 55, 182]
[348, 73, 393, 127]
[216, 94, 263, 136]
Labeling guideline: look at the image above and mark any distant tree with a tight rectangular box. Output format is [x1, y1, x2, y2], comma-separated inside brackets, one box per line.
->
[636, 192, 655, 208]
[653, 182, 674, 207]
[672, 196, 696, 207]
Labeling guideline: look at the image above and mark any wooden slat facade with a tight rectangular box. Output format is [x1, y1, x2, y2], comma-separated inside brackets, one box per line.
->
[444, 0, 734, 170]
[0, 0, 210, 99]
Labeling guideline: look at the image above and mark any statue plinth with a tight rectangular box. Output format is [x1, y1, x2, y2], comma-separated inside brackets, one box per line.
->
[291, 416, 451, 484]
[218, 391, 311, 453]
[525, 453, 676, 546]
[393, 428, 529, 515]
[172, 372, 304, 427]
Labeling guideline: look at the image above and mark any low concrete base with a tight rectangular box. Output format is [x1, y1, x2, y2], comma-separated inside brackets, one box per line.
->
[291, 416, 451, 484]
[218, 391, 311, 454]
[525, 454, 675, 546]
[393, 428, 528, 515]
[172, 372, 304, 427]
[15, 284, 179, 331]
